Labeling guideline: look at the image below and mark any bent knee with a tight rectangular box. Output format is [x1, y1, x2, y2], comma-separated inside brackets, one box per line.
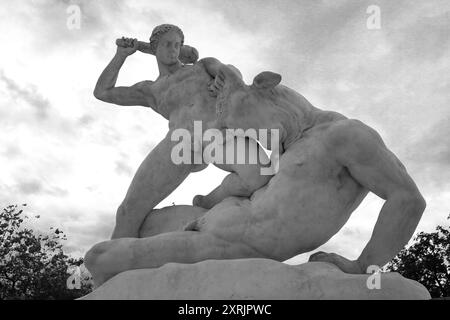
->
[115, 200, 150, 221]
[84, 241, 113, 273]
[115, 202, 130, 221]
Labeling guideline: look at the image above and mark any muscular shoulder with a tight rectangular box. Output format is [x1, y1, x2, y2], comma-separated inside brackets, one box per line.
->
[134, 80, 154, 93]
[325, 119, 387, 163]
[131, 80, 156, 109]
[325, 120, 423, 202]
[327, 119, 383, 144]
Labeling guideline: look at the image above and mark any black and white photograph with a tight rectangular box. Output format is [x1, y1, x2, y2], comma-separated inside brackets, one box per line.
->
[0, 0, 449, 306]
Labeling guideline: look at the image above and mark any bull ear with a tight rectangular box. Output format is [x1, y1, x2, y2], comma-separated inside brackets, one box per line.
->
[252, 71, 281, 89]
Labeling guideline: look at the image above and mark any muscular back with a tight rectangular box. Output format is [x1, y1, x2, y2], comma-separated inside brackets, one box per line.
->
[245, 118, 367, 258]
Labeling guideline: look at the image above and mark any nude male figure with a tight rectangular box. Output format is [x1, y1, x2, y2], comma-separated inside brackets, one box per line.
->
[85, 63, 426, 288]
[93, 24, 271, 239]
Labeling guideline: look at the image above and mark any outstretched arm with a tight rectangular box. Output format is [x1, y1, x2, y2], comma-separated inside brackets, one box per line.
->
[93, 38, 157, 110]
[311, 120, 426, 273]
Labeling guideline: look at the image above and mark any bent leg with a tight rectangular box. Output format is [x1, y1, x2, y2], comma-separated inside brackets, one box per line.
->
[138, 205, 207, 238]
[193, 172, 256, 209]
[112, 131, 207, 239]
[85, 230, 267, 288]
[195, 136, 272, 209]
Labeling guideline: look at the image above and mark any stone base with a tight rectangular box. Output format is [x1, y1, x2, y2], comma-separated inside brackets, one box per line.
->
[80, 258, 430, 300]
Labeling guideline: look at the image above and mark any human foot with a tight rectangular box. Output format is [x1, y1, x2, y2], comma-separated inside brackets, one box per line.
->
[192, 194, 214, 209]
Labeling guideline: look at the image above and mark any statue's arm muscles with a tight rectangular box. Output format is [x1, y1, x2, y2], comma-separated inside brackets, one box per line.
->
[93, 53, 156, 109]
[332, 120, 426, 271]
[94, 80, 156, 108]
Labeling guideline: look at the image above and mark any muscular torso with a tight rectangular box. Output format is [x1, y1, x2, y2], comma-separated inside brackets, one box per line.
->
[200, 118, 369, 260]
[146, 62, 218, 132]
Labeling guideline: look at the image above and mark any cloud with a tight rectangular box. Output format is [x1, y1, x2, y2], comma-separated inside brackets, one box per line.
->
[1, 144, 22, 159]
[97, 124, 123, 145]
[13, 178, 69, 197]
[389, 6, 450, 63]
[402, 116, 450, 192]
[23, 207, 116, 257]
[17, 180, 44, 195]
[412, 118, 450, 167]
[115, 159, 134, 176]
[62, 212, 115, 256]
[0, 71, 51, 120]
[77, 114, 97, 127]
[6, 0, 127, 51]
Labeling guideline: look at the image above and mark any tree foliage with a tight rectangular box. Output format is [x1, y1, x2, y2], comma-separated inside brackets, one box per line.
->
[385, 215, 450, 298]
[0, 204, 93, 300]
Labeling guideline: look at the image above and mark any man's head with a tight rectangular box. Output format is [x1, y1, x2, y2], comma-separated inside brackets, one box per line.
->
[149, 24, 184, 65]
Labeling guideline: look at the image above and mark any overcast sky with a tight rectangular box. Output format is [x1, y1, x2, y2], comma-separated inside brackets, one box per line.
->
[0, 0, 449, 265]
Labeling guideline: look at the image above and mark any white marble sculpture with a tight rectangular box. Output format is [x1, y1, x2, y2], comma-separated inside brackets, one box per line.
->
[84, 24, 429, 299]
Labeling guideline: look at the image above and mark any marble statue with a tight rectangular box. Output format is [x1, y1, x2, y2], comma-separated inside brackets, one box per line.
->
[86, 24, 427, 292]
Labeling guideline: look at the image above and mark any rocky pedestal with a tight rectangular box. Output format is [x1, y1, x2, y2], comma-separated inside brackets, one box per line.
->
[80, 258, 430, 300]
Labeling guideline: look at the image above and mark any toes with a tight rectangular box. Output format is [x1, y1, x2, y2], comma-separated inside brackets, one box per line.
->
[309, 251, 325, 261]
[193, 195, 211, 209]
[193, 195, 214, 209]
[309, 251, 330, 262]
[193, 195, 204, 206]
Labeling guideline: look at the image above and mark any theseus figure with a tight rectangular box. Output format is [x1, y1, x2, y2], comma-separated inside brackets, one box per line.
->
[93, 24, 271, 240]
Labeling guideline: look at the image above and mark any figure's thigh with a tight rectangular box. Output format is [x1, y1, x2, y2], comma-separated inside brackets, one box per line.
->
[139, 205, 207, 238]
[87, 228, 268, 286]
[193, 197, 256, 241]
[124, 133, 206, 208]
[119, 131, 208, 229]
[194, 197, 295, 260]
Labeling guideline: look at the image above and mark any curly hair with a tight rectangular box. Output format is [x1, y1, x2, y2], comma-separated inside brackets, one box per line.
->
[149, 24, 184, 54]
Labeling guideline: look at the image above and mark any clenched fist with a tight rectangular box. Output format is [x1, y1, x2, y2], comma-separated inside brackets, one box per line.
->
[116, 37, 138, 57]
